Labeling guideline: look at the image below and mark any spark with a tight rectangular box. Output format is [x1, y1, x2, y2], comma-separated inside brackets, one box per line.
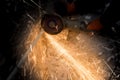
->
[22, 26, 110, 80]
[26, 13, 35, 22]
[103, 59, 116, 76]
[17, 18, 111, 80]
[30, 0, 42, 9]
[45, 33, 102, 80]
[23, 0, 33, 7]
[30, 44, 33, 52]
[7, 29, 44, 80]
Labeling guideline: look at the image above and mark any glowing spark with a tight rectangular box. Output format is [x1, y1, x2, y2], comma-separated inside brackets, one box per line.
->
[26, 13, 35, 21]
[30, 0, 42, 9]
[45, 33, 97, 80]
[32, 55, 36, 65]
[21, 21, 110, 80]
[23, 0, 33, 7]
[30, 44, 33, 52]
[7, 29, 44, 80]
[103, 59, 116, 76]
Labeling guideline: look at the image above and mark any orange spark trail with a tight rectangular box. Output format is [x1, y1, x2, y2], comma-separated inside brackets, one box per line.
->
[22, 22, 110, 80]
[45, 33, 98, 80]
